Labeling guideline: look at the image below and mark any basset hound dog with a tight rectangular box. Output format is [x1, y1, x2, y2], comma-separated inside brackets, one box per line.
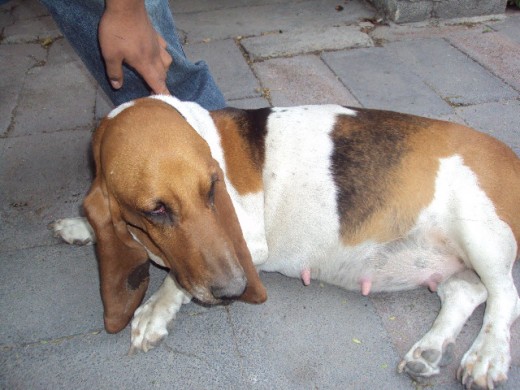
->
[52, 95, 520, 389]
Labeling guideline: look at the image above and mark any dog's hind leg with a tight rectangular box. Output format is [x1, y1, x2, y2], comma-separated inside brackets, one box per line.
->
[398, 269, 487, 380]
[456, 232, 520, 389]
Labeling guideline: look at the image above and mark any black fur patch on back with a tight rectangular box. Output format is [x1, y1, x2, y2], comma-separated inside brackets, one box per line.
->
[331, 108, 424, 235]
[222, 107, 271, 169]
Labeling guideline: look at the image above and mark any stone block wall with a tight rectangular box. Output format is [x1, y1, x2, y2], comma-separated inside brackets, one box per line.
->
[369, 0, 508, 23]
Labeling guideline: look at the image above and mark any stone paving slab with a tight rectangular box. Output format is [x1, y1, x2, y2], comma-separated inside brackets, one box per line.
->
[322, 46, 454, 117]
[0, 245, 102, 345]
[229, 272, 414, 389]
[8, 0, 48, 21]
[455, 100, 520, 155]
[447, 30, 520, 92]
[492, 11, 520, 43]
[0, 43, 46, 136]
[171, 0, 288, 14]
[175, 0, 375, 43]
[386, 38, 518, 106]
[0, 309, 245, 390]
[241, 25, 373, 61]
[184, 39, 261, 101]
[0, 131, 92, 251]
[94, 87, 113, 120]
[228, 96, 270, 109]
[253, 55, 360, 107]
[2, 14, 61, 44]
[11, 60, 96, 136]
[370, 21, 492, 44]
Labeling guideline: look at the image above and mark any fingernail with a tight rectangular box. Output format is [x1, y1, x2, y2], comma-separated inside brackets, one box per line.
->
[110, 80, 121, 89]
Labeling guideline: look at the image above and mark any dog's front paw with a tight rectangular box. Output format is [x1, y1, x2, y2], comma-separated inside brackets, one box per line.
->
[129, 296, 173, 354]
[457, 337, 510, 390]
[129, 280, 190, 354]
[398, 340, 455, 381]
[50, 217, 95, 245]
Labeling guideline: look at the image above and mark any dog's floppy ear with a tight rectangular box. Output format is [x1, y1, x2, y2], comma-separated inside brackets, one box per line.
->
[83, 120, 150, 333]
[214, 167, 267, 304]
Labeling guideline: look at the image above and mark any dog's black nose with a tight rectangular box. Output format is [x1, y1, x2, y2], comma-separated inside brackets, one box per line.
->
[210, 275, 247, 300]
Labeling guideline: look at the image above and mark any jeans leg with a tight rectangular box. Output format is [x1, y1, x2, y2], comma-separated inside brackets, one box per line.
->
[39, 0, 226, 109]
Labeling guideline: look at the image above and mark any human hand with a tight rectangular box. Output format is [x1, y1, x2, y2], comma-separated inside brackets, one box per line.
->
[98, 0, 172, 94]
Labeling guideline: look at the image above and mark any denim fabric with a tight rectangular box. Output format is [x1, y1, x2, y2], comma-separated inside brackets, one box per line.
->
[39, 0, 226, 109]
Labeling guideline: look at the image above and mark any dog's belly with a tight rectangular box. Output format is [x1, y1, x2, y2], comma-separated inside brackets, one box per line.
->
[260, 226, 466, 294]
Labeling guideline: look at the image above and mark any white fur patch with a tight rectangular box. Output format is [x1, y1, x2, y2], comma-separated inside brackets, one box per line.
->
[258, 105, 356, 277]
[51, 217, 95, 245]
[107, 101, 135, 119]
[130, 274, 191, 354]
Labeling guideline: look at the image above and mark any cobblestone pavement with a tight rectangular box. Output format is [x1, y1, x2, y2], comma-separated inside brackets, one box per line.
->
[1, 1, 519, 388]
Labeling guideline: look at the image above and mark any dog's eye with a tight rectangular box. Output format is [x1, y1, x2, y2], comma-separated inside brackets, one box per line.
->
[208, 174, 218, 207]
[150, 204, 166, 216]
[144, 202, 175, 225]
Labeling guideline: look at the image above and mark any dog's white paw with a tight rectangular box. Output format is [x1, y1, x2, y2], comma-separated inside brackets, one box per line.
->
[50, 217, 95, 245]
[457, 336, 510, 390]
[130, 296, 171, 354]
[398, 339, 455, 381]
[129, 277, 190, 354]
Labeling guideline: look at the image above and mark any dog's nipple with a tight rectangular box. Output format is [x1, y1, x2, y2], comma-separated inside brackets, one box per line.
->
[425, 272, 442, 292]
[301, 268, 311, 286]
[360, 278, 372, 296]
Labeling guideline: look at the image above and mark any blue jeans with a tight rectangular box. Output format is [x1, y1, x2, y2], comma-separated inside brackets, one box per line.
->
[39, 0, 226, 109]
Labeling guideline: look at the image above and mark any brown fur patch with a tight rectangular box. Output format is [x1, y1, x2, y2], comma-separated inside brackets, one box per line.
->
[210, 108, 270, 194]
[331, 110, 450, 244]
[444, 123, 520, 254]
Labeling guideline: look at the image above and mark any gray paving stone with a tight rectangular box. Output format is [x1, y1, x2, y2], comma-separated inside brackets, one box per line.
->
[46, 36, 83, 66]
[493, 12, 520, 43]
[0, 245, 102, 344]
[0, 309, 246, 390]
[447, 30, 520, 92]
[2, 14, 61, 43]
[11, 60, 96, 136]
[11, 0, 48, 21]
[184, 39, 261, 101]
[253, 55, 360, 107]
[228, 96, 270, 109]
[230, 272, 413, 389]
[95, 87, 113, 120]
[0, 138, 6, 159]
[0, 43, 46, 137]
[322, 46, 453, 116]
[0, 6, 12, 29]
[370, 22, 487, 43]
[175, 0, 375, 43]
[241, 26, 373, 61]
[455, 100, 520, 155]
[387, 38, 518, 105]
[0, 131, 92, 251]
[171, 0, 288, 14]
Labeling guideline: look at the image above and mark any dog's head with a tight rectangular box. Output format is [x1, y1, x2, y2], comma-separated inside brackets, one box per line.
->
[84, 98, 266, 333]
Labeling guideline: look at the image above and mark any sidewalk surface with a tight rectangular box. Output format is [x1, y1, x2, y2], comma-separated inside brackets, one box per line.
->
[1, 1, 520, 389]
